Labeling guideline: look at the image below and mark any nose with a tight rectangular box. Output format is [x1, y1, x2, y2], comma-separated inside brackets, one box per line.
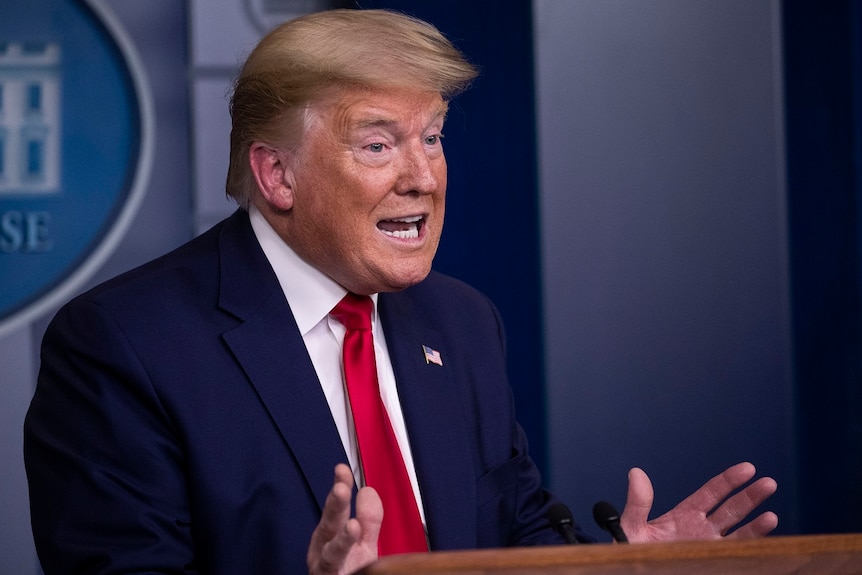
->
[395, 142, 444, 196]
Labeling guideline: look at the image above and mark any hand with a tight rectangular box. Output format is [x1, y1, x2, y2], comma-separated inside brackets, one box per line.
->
[620, 461, 778, 543]
[307, 464, 383, 575]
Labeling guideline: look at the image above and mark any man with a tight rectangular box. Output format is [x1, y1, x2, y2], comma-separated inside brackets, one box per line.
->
[24, 9, 778, 575]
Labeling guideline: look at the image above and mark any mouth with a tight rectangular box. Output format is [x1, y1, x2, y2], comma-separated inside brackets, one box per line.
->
[377, 215, 425, 239]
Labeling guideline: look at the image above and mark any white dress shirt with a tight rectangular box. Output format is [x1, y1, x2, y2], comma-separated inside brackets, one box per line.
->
[248, 206, 426, 525]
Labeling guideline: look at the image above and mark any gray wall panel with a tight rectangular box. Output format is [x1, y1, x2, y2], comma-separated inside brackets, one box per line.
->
[535, 0, 796, 534]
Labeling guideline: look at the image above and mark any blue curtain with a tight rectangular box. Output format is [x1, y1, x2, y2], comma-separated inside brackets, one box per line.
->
[783, 0, 862, 533]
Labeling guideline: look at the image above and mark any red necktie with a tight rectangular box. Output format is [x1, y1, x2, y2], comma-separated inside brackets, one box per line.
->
[330, 293, 428, 555]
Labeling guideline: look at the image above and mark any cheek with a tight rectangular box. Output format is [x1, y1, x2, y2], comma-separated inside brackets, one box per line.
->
[297, 169, 356, 216]
[433, 164, 447, 201]
[433, 177, 447, 210]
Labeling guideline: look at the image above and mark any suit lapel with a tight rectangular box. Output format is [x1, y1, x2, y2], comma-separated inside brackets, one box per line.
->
[216, 211, 347, 512]
[380, 291, 477, 551]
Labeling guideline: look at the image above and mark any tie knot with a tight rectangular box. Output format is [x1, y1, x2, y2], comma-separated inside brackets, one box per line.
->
[331, 293, 373, 330]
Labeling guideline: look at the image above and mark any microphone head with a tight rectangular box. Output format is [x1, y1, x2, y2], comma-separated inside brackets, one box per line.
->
[547, 502, 580, 544]
[592, 500, 621, 531]
[547, 502, 575, 527]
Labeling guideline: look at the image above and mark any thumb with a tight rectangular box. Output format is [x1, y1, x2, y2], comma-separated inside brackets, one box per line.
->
[355, 486, 383, 548]
[621, 467, 654, 532]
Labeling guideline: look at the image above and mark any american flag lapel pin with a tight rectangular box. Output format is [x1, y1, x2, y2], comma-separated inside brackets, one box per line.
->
[422, 345, 443, 366]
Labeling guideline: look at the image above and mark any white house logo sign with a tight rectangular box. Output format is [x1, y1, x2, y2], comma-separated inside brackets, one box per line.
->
[0, 0, 153, 336]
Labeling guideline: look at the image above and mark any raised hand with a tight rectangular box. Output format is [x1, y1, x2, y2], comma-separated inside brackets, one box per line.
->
[620, 462, 778, 543]
[307, 464, 383, 575]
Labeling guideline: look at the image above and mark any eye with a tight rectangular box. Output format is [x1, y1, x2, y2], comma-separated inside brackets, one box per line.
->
[425, 134, 442, 146]
[366, 142, 385, 153]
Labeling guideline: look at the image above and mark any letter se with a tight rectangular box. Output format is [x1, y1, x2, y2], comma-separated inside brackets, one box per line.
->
[1, 211, 52, 253]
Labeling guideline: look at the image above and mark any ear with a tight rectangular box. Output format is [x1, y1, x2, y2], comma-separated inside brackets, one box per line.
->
[249, 142, 295, 211]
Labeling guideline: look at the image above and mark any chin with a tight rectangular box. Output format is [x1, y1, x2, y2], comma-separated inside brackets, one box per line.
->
[379, 266, 432, 292]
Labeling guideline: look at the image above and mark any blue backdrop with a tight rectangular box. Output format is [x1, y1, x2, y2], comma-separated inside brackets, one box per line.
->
[783, 0, 862, 534]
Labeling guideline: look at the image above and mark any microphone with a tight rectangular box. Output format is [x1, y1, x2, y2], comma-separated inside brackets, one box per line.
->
[592, 501, 629, 543]
[547, 502, 580, 544]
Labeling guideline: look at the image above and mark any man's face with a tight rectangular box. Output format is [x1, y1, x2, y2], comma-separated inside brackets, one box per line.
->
[276, 87, 449, 294]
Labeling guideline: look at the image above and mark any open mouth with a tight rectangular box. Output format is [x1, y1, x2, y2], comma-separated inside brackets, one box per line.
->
[377, 215, 425, 239]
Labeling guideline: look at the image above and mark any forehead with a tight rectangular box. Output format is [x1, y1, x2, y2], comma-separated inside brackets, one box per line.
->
[312, 87, 449, 136]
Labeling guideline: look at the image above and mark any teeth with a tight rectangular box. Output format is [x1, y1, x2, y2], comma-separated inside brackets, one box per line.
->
[379, 215, 422, 240]
[383, 227, 419, 239]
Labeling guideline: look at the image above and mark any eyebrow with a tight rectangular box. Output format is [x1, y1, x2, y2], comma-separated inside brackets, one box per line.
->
[351, 103, 450, 132]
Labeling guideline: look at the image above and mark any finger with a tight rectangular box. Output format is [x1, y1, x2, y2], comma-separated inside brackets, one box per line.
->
[355, 486, 383, 547]
[315, 518, 363, 574]
[620, 468, 654, 533]
[319, 465, 355, 538]
[308, 465, 355, 565]
[676, 462, 757, 514]
[707, 476, 778, 534]
[725, 511, 779, 539]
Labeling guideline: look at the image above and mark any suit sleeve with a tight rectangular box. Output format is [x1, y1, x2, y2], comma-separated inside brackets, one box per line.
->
[24, 298, 197, 575]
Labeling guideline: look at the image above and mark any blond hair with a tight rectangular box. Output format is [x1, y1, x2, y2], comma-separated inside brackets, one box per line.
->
[226, 9, 479, 208]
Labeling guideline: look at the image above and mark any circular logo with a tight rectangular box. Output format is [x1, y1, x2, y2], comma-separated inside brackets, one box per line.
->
[0, 0, 153, 337]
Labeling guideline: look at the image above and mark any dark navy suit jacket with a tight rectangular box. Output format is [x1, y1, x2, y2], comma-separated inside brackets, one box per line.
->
[24, 210, 585, 574]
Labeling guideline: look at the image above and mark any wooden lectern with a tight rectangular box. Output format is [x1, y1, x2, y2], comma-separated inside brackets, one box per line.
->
[360, 534, 862, 575]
